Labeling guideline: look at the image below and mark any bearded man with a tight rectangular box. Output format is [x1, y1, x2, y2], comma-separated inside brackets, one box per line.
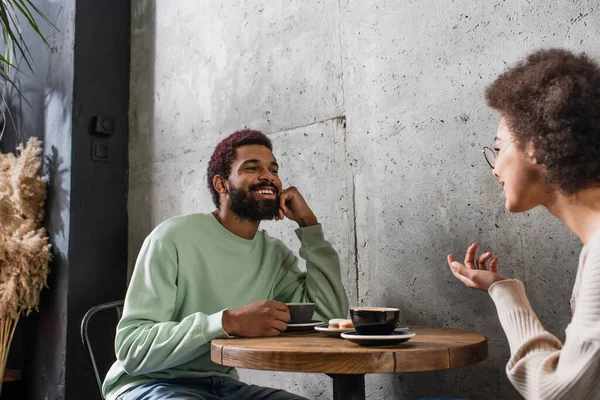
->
[103, 130, 349, 400]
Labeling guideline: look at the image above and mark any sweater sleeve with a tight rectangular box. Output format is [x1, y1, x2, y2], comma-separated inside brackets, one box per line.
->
[488, 245, 600, 399]
[114, 236, 230, 376]
[272, 224, 348, 320]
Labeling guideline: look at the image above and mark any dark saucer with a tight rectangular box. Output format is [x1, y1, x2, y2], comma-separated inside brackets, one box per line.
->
[284, 320, 323, 333]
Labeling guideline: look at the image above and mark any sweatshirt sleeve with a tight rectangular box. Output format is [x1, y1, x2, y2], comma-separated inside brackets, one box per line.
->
[272, 224, 348, 320]
[114, 236, 230, 376]
[488, 245, 600, 399]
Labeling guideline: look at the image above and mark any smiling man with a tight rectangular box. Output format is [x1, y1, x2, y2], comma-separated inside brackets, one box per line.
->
[102, 130, 349, 400]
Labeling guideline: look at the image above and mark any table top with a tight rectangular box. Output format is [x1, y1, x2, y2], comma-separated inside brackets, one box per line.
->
[211, 326, 488, 374]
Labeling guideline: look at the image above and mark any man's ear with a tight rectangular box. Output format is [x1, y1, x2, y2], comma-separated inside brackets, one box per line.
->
[213, 175, 229, 195]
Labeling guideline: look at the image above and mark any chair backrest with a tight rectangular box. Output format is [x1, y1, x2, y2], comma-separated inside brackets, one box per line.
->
[80, 300, 124, 400]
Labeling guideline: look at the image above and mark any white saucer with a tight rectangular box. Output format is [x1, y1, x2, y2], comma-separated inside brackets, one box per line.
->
[341, 330, 415, 347]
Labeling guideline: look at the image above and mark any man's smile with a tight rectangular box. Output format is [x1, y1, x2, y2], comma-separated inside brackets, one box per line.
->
[250, 184, 279, 200]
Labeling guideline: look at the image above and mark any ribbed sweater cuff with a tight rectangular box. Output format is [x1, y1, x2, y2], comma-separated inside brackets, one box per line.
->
[203, 309, 233, 341]
[295, 224, 325, 248]
[489, 279, 548, 354]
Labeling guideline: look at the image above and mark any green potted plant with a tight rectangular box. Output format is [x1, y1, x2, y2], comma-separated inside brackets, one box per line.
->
[0, 0, 52, 392]
[0, 0, 52, 140]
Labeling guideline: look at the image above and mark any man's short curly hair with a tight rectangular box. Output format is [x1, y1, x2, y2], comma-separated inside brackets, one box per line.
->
[485, 49, 600, 195]
[207, 129, 272, 208]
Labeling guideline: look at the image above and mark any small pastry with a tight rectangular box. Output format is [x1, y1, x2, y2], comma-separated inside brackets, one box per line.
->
[329, 318, 343, 328]
[338, 319, 353, 329]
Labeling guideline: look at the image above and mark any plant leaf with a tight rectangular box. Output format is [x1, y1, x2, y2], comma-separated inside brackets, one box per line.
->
[12, 0, 50, 48]
[0, 3, 33, 73]
[0, 0, 52, 111]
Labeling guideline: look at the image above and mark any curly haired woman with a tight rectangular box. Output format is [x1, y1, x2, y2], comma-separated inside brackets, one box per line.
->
[447, 49, 600, 399]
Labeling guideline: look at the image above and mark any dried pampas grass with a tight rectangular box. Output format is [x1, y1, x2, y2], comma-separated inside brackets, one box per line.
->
[0, 137, 51, 392]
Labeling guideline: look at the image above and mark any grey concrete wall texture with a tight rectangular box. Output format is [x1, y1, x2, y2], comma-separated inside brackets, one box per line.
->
[129, 1, 600, 399]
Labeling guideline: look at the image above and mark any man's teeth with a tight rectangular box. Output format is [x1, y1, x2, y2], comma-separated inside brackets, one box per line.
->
[257, 189, 274, 194]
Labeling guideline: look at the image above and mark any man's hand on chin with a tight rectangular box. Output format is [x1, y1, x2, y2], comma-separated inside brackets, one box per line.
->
[276, 186, 319, 227]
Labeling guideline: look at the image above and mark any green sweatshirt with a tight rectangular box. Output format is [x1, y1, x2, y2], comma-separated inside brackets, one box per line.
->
[103, 213, 348, 400]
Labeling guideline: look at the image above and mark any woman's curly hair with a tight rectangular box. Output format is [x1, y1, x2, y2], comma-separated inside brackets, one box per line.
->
[486, 49, 600, 195]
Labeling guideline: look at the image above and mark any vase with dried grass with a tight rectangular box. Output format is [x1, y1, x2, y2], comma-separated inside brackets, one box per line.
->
[0, 137, 51, 393]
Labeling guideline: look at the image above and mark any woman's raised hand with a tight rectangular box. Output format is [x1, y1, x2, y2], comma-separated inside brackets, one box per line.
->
[447, 243, 508, 292]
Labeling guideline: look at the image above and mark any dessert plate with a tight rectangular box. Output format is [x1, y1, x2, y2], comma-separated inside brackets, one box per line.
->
[314, 324, 355, 336]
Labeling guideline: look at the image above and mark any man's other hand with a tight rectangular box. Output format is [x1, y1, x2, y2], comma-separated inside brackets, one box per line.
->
[222, 300, 290, 337]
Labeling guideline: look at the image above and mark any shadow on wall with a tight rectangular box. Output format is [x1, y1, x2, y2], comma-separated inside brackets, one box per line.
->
[23, 85, 73, 400]
[45, 145, 70, 237]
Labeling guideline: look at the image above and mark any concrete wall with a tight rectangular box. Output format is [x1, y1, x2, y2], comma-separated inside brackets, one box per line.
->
[129, 1, 600, 398]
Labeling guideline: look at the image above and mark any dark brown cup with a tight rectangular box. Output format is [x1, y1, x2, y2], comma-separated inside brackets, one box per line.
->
[286, 303, 315, 324]
[350, 307, 400, 335]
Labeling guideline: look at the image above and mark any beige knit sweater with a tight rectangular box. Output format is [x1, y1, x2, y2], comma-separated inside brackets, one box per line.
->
[489, 229, 600, 399]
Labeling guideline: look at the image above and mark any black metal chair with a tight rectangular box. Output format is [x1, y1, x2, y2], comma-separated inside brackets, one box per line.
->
[80, 300, 124, 399]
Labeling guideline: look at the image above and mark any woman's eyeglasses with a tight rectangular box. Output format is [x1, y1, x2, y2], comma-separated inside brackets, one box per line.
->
[482, 147, 497, 169]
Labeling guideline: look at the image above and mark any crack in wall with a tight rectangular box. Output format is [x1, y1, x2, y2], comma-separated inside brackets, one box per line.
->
[336, 0, 354, 305]
[352, 171, 360, 304]
[266, 115, 346, 136]
[336, 0, 346, 109]
[130, 116, 349, 169]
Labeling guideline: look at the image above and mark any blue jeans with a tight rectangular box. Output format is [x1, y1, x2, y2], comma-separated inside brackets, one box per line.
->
[117, 376, 308, 400]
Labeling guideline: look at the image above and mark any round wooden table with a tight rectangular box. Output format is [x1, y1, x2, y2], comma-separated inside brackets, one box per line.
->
[211, 326, 488, 399]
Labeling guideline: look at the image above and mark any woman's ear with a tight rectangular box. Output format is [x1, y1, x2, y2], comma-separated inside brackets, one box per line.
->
[526, 140, 539, 164]
[213, 175, 228, 195]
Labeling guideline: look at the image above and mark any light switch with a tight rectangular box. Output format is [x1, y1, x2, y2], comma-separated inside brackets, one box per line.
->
[91, 116, 115, 135]
[92, 141, 108, 162]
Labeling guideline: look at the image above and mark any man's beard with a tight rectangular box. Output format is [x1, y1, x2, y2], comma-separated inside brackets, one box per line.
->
[228, 183, 280, 221]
